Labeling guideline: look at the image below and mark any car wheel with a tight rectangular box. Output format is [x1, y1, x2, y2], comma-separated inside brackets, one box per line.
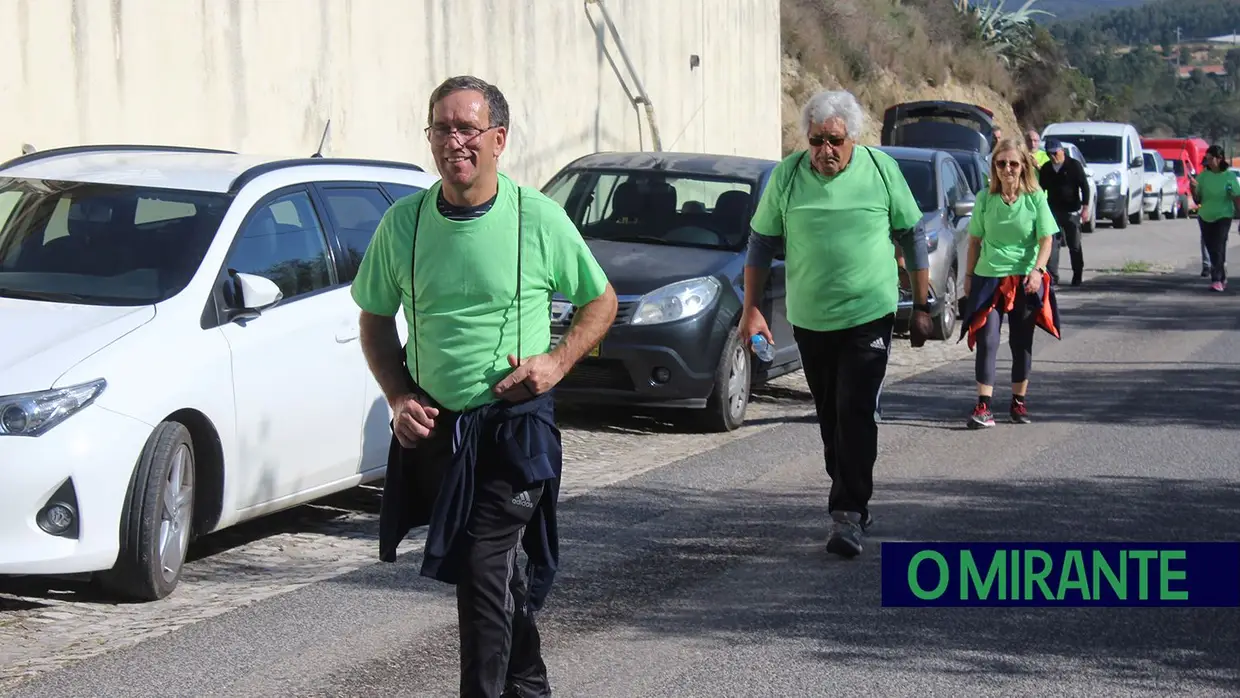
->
[932, 269, 958, 340]
[702, 330, 750, 432]
[96, 421, 196, 602]
[1150, 205, 1161, 221]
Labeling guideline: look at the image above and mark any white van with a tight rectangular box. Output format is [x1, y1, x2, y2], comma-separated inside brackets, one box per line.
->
[1041, 121, 1145, 228]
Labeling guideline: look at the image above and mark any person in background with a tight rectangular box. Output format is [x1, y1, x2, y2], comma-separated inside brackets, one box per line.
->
[352, 75, 617, 698]
[1026, 129, 1050, 168]
[1190, 145, 1240, 292]
[741, 89, 929, 559]
[959, 138, 1061, 429]
[1039, 139, 1092, 287]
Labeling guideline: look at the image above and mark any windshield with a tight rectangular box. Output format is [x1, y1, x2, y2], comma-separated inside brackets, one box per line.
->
[543, 168, 756, 250]
[1143, 153, 1159, 172]
[1052, 135, 1123, 164]
[0, 178, 231, 305]
[1172, 159, 1186, 176]
[892, 160, 937, 212]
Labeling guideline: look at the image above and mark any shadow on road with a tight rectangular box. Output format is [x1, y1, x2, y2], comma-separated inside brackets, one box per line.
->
[324, 474, 1240, 693]
[544, 475, 1240, 689]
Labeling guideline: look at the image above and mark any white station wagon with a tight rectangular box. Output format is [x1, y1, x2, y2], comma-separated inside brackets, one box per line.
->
[0, 144, 439, 600]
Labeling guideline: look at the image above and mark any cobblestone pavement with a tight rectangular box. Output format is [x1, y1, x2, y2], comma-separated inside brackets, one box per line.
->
[0, 334, 972, 691]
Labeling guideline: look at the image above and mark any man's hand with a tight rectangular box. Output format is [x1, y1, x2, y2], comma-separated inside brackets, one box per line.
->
[740, 309, 772, 349]
[909, 310, 934, 348]
[390, 393, 439, 448]
[1081, 205, 1090, 223]
[493, 353, 566, 402]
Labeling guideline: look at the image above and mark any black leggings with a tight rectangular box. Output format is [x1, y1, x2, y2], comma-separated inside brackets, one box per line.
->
[975, 285, 1036, 387]
[1200, 217, 1232, 283]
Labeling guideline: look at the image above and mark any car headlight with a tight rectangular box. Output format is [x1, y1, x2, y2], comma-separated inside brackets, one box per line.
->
[0, 379, 107, 437]
[1102, 172, 1121, 187]
[631, 276, 722, 326]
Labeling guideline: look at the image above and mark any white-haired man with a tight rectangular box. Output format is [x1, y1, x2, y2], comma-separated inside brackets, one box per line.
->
[741, 89, 931, 558]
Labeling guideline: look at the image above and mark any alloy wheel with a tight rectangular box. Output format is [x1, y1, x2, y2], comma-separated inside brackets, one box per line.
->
[159, 444, 194, 584]
[726, 343, 749, 420]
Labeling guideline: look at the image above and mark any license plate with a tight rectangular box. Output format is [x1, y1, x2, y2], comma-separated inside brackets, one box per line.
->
[551, 333, 600, 357]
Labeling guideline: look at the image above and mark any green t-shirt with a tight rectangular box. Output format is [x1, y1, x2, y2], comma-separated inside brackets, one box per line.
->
[1195, 169, 1239, 223]
[350, 174, 610, 412]
[1034, 150, 1050, 168]
[749, 147, 924, 332]
[967, 189, 1059, 278]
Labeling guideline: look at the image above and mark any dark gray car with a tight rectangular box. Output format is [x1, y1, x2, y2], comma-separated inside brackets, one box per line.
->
[542, 151, 806, 432]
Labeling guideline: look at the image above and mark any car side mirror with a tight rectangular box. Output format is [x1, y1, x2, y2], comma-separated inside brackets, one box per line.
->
[1131, 157, 1143, 169]
[232, 272, 283, 311]
[953, 199, 975, 217]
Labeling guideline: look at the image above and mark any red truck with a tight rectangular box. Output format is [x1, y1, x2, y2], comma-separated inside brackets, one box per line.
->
[1141, 137, 1208, 218]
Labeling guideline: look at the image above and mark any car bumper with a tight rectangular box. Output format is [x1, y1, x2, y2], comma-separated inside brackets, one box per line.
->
[0, 406, 151, 576]
[1142, 192, 1162, 211]
[1097, 186, 1124, 218]
[551, 310, 728, 409]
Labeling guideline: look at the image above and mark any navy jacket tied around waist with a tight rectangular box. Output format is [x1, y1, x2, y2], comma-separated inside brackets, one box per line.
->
[378, 386, 563, 614]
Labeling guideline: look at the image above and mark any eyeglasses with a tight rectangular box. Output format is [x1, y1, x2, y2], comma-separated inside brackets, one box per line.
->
[808, 134, 847, 148]
[425, 124, 499, 144]
[994, 159, 1022, 170]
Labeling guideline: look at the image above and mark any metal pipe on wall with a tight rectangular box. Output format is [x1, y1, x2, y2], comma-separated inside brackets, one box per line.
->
[585, 0, 664, 151]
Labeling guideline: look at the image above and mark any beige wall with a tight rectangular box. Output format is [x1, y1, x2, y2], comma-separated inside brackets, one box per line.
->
[0, 0, 782, 188]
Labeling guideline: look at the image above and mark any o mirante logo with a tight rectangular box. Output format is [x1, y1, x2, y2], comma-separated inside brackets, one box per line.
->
[881, 542, 1240, 607]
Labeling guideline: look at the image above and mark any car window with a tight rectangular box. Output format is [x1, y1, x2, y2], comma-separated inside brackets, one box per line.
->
[382, 183, 425, 202]
[939, 160, 958, 205]
[226, 190, 333, 302]
[317, 186, 391, 283]
[544, 168, 756, 250]
[0, 178, 230, 305]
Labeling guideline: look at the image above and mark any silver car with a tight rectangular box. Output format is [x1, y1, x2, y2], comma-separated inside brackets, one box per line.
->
[879, 146, 976, 341]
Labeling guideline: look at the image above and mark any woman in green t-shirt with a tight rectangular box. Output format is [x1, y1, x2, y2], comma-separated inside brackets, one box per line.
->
[1189, 145, 1240, 292]
[960, 138, 1059, 429]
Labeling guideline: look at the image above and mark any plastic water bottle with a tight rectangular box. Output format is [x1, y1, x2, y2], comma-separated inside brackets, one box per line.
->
[750, 334, 775, 362]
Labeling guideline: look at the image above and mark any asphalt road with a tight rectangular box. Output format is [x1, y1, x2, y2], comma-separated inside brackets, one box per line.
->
[9, 217, 1240, 697]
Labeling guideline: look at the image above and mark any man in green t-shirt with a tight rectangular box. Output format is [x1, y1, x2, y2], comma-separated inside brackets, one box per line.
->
[351, 75, 616, 697]
[1027, 129, 1050, 168]
[741, 89, 930, 560]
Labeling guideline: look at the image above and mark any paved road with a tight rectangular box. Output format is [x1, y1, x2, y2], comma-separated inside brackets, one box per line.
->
[5, 216, 1240, 696]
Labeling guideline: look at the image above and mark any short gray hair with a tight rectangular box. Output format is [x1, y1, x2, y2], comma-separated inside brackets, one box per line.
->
[800, 90, 865, 139]
[427, 75, 510, 129]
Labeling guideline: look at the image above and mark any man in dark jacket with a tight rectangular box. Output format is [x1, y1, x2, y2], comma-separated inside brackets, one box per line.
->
[352, 75, 617, 698]
[1038, 139, 1092, 287]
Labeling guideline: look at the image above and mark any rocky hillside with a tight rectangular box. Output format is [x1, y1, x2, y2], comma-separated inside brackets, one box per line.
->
[779, 0, 1090, 154]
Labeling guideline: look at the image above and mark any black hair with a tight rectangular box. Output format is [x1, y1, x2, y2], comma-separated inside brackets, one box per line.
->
[426, 75, 510, 129]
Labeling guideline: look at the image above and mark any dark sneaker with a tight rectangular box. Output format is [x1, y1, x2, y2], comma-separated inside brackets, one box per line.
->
[1010, 399, 1031, 424]
[968, 402, 995, 429]
[826, 511, 864, 558]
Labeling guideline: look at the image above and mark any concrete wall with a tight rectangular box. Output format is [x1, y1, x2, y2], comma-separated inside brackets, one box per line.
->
[0, 0, 783, 188]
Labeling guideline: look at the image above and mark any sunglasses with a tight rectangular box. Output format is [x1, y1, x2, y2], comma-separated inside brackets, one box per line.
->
[994, 159, 1022, 170]
[809, 134, 847, 147]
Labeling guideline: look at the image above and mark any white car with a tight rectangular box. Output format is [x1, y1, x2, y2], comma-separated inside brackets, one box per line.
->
[1141, 149, 1179, 220]
[0, 145, 438, 601]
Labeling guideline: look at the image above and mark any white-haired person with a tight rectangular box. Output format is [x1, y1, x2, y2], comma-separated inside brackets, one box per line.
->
[741, 89, 930, 559]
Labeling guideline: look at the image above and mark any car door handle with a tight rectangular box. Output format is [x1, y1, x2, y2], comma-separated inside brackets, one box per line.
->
[336, 324, 359, 343]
